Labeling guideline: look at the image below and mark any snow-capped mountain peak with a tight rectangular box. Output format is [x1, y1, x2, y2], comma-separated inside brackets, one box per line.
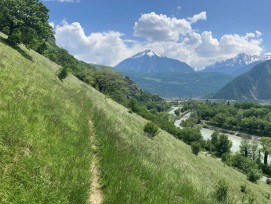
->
[131, 50, 162, 59]
[201, 53, 262, 76]
[115, 50, 194, 73]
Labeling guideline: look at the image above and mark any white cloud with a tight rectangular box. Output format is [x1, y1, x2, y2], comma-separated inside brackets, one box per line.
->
[53, 12, 263, 68]
[188, 11, 207, 24]
[134, 31, 262, 68]
[255, 30, 262, 37]
[133, 12, 192, 42]
[54, 21, 133, 66]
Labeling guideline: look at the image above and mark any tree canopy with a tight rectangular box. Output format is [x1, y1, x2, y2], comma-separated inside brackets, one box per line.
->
[0, 0, 53, 49]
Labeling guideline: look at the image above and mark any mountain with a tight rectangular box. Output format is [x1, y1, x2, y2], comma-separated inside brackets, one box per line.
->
[115, 50, 232, 98]
[115, 50, 194, 73]
[201, 53, 262, 76]
[213, 60, 271, 100]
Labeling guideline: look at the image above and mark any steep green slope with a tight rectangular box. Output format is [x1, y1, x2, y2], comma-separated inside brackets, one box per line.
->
[1, 36, 270, 203]
[214, 60, 271, 100]
[0, 37, 94, 202]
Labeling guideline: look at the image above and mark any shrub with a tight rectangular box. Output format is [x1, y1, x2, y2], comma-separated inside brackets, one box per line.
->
[144, 122, 159, 138]
[240, 184, 247, 193]
[214, 179, 228, 203]
[247, 169, 261, 183]
[58, 67, 68, 81]
[191, 142, 201, 155]
[266, 178, 271, 185]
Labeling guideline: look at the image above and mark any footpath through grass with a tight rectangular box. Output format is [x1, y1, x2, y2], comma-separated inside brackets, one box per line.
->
[86, 76, 271, 203]
[1, 35, 270, 203]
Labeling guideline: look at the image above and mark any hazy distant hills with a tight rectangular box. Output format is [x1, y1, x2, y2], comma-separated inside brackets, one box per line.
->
[114, 50, 233, 98]
[213, 60, 271, 100]
[115, 50, 194, 73]
[201, 53, 263, 77]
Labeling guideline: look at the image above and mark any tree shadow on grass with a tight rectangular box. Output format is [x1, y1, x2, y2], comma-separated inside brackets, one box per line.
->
[0, 35, 33, 61]
[14, 46, 33, 61]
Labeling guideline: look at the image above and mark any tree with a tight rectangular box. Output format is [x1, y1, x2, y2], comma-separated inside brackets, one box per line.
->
[210, 131, 232, 157]
[0, 0, 53, 48]
[179, 128, 203, 145]
[128, 98, 139, 113]
[174, 108, 181, 116]
[216, 134, 232, 157]
[260, 137, 271, 165]
[240, 139, 251, 157]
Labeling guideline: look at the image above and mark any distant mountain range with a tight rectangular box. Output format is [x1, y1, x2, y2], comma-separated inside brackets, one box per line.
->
[213, 60, 271, 100]
[114, 50, 232, 98]
[115, 50, 194, 73]
[201, 53, 266, 77]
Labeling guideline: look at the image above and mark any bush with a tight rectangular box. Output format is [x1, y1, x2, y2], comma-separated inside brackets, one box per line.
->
[240, 184, 247, 193]
[247, 169, 261, 183]
[58, 67, 68, 81]
[144, 122, 159, 138]
[266, 178, 271, 185]
[191, 142, 201, 155]
[214, 179, 228, 203]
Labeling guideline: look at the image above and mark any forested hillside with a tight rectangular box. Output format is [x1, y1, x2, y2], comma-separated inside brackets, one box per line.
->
[214, 60, 271, 100]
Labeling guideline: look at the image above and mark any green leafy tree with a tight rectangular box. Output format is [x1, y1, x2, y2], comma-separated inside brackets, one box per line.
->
[240, 139, 251, 158]
[174, 108, 181, 116]
[210, 131, 232, 157]
[0, 0, 53, 48]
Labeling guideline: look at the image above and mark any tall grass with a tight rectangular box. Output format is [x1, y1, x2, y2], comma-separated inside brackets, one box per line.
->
[87, 87, 271, 203]
[0, 39, 93, 203]
[92, 108, 213, 203]
[1, 34, 271, 203]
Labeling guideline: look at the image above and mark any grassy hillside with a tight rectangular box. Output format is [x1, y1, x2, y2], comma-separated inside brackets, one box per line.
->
[1, 35, 270, 203]
[0, 35, 93, 203]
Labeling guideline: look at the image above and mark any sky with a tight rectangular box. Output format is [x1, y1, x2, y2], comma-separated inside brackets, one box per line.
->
[42, 0, 271, 68]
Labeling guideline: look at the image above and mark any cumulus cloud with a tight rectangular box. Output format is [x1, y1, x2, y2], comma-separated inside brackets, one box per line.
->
[133, 12, 207, 42]
[53, 12, 263, 68]
[55, 21, 133, 65]
[133, 12, 192, 42]
[135, 31, 262, 67]
[188, 11, 207, 24]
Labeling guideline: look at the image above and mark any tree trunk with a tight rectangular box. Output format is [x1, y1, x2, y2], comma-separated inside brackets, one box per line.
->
[264, 152, 268, 165]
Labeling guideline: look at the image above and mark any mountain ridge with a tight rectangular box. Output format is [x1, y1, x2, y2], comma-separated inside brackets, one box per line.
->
[201, 53, 263, 76]
[213, 60, 271, 100]
[115, 50, 194, 73]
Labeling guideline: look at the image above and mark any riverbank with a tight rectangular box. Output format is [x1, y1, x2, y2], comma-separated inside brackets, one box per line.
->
[201, 123, 260, 140]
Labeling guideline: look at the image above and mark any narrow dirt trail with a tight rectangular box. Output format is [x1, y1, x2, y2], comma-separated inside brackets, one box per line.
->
[88, 120, 103, 204]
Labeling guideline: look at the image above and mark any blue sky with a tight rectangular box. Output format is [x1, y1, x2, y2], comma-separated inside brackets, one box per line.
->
[42, 0, 271, 68]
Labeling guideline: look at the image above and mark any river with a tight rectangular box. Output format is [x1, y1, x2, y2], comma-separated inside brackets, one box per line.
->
[168, 106, 270, 180]
[168, 106, 260, 153]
